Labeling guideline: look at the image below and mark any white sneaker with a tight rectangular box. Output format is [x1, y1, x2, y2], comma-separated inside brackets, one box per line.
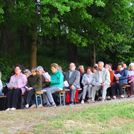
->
[11, 107, 16, 111]
[87, 99, 91, 103]
[38, 104, 43, 108]
[113, 96, 116, 99]
[25, 104, 29, 109]
[107, 96, 111, 100]
[81, 100, 84, 104]
[121, 95, 124, 98]
[102, 98, 105, 102]
[5, 108, 11, 111]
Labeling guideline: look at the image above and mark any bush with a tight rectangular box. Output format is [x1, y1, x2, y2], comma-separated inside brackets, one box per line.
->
[0, 58, 13, 83]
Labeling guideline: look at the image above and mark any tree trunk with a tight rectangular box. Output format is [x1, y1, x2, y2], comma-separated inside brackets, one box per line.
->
[30, 33, 37, 68]
[93, 44, 96, 65]
[68, 43, 78, 63]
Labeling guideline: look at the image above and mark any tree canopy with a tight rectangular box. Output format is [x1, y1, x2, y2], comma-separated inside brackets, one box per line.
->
[0, 0, 133, 72]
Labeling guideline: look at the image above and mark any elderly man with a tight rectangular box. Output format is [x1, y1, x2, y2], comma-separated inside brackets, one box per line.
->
[65, 63, 80, 105]
[92, 61, 110, 102]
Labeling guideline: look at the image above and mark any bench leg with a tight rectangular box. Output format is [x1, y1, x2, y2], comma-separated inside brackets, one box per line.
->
[35, 95, 43, 107]
[62, 93, 65, 106]
[59, 93, 65, 106]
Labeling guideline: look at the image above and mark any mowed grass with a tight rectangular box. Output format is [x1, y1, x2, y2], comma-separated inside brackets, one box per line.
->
[0, 100, 134, 134]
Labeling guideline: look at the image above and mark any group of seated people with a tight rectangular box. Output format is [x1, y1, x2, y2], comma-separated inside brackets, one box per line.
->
[0, 61, 134, 111]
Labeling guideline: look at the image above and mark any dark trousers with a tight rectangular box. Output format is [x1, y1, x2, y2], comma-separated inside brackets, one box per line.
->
[25, 89, 35, 105]
[111, 83, 123, 96]
[107, 87, 112, 97]
[7, 88, 22, 108]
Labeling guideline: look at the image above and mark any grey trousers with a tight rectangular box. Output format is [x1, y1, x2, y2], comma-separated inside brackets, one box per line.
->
[43, 87, 60, 105]
[91, 85, 109, 101]
[82, 85, 92, 100]
[69, 87, 77, 103]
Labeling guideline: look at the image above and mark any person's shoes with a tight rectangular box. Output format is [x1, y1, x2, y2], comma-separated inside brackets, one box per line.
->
[5, 108, 11, 111]
[107, 96, 111, 100]
[121, 95, 124, 98]
[11, 107, 16, 111]
[81, 100, 84, 104]
[30, 104, 36, 109]
[101, 98, 105, 102]
[98, 97, 102, 101]
[38, 104, 43, 108]
[91, 100, 95, 103]
[69, 103, 74, 106]
[51, 104, 56, 107]
[113, 96, 116, 99]
[25, 104, 29, 109]
[87, 99, 91, 103]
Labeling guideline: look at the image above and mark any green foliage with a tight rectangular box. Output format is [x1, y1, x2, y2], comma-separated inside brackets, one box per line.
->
[0, 2, 4, 23]
[0, 0, 133, 67]
[0, 58, 12, 82]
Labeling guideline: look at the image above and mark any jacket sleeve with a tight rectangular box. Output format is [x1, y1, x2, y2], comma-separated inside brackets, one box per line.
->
[82, 74, 86, 86]
[119, 70, 128, 80]
[72, 71, 80, 88]
[104, 70, 110, 85]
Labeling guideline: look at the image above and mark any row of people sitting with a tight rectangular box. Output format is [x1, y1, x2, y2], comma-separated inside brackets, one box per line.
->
[0, 61, 134, 110]
[79, 62, 134, 104]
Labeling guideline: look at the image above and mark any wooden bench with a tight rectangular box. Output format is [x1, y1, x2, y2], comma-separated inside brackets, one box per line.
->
[56, 89, 66, 106]
[0, 95, 6, 99]
[35, 89, 66, 106]
[122, 84, 131, 97]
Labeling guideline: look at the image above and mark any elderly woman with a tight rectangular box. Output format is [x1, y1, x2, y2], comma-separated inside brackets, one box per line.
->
[128, 63, 134, 93]
[25, 68, 42, 108]
[81, 67, 93, 104]
[6, 65, 27, 111]
[43, 63, 64, 107]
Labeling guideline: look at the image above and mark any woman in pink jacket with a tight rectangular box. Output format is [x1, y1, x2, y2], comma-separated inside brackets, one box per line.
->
[6, 65, 27, 111]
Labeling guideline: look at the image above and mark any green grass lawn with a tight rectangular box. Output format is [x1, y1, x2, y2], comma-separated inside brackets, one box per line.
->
[0, 100, 134, 134]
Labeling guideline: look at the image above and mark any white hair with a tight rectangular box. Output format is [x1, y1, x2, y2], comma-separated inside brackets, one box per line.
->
[36, 66, 44, 71]
[98, 61, 104, 66]
[129, 63, 134, 67]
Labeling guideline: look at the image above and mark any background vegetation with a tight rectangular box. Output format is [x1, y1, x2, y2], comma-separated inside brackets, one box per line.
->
[0, 0, 133, 81]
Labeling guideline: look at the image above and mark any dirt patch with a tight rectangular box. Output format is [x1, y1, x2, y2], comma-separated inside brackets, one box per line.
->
[107, 117, 134, 127]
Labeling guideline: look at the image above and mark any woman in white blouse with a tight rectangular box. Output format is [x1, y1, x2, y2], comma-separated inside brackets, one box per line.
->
[81, 67, 94, 104]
